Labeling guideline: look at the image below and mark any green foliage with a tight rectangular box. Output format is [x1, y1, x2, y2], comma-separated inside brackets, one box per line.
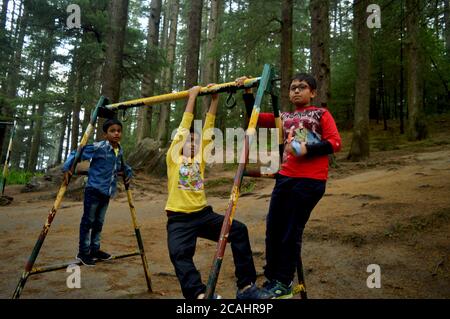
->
[3, 0, 450, 171]
[2, 170, 43, 185]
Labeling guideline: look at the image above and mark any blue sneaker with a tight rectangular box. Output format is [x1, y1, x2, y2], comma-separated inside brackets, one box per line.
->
[263, 280, 293, 299]
[236, 283, 273, 299]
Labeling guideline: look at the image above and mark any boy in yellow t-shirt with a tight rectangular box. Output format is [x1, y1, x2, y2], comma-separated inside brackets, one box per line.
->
[165, 85, 271, 300]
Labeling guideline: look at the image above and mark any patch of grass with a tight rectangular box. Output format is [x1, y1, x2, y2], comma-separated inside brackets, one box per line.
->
[241, 180, 256, 194]
[1, 169, 43, 185]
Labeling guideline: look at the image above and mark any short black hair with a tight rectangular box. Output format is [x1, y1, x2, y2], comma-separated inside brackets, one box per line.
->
[290, 73, 317, 91]
[103, 118, 123, 133]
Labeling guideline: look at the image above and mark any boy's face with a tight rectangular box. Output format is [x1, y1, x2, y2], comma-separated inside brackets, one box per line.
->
[183, 132, 200, 159]
[105, 124, 122, 146]
[289, 79, 316, 107]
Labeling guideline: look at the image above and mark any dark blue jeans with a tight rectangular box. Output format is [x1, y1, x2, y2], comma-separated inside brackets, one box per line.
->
[264, 175, 326, 285]
[79, 187, 110, 255]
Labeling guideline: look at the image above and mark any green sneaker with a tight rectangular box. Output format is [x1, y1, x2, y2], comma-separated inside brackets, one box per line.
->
[263, 280, 293, 299]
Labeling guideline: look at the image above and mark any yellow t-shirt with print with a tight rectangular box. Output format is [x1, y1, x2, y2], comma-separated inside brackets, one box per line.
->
[165, 112, 215, 213]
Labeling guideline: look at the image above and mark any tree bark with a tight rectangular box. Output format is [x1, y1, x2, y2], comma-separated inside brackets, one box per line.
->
[0, 0, 8, 31]
[406, 0, 427, 141]
[185, 0, 203, 90]
[64, 111, 72, 162]
[200, 0, 222, 118]
[157, 0, 179, 145]
[136, 0, 161, 143]
[281, 0, 293, 111]
[310, 0, 331, 108]
[55, 107, 69, 165]
[444, 0, 450, 56]
[98, 0, 129, 140]
[348, 0, 372, 161]
[0, 0, 28, 161]
[28, 30, 54, 172]
[399, 0, 405, 134]
[71, 44, 83, 151]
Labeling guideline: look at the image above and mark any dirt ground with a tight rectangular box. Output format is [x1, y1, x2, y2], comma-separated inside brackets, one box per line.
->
[1, 123, 449, 299]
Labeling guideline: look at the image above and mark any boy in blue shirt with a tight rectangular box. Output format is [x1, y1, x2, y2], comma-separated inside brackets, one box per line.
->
[62, 119, 133, 266]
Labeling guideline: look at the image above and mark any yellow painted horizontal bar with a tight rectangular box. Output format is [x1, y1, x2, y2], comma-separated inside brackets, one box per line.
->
[105, 77, 261, 110]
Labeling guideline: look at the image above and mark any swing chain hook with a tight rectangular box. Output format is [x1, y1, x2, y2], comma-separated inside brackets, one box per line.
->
[120, 109, 128, 122]
[225, 90, 237, 109]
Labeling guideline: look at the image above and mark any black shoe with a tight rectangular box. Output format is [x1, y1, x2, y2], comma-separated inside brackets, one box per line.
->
[90, 250, 112, 261]
[76, 253, 96, 266]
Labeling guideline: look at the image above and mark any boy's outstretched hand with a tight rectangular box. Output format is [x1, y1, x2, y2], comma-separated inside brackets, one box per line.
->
[206, 83, 219, 101]
[235, 76, 253, 94]
[188, 85, 202, 98]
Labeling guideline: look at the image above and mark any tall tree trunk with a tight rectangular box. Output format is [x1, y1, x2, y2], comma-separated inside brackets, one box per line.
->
[159, 0, 170, 53]
[310, 0, 331, 107]
[64, 112, 72, 161]
[98, 0, 129, 140]
[379, 65, 388, 130]
[157, 0, 179, 145]
[0, 0, 28, 161]
[83, 64, 102, 132]
[348, 0, 372, 161]
[0, 0, 8, 31]
[281, 0, 293, 112]
[136, 0, 161, 143]
[399, 0, 405, 134]
[71, 45, 82, 151]
[185, 0, 203, 90]
[406, 0, 427, 141]
[200, 0, 221, 118]
[444, 0, 450, 56]
[28, 31, 54, 172]
[55, 108, 69, 165]
[12, 0, 22, 44]
[198, 0, 209, 119]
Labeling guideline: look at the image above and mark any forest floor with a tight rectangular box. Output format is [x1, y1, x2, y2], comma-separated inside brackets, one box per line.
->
[1, 115, 449, 299]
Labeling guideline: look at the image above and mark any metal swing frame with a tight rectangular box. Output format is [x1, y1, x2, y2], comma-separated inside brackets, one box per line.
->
[12, 64, 307, 299]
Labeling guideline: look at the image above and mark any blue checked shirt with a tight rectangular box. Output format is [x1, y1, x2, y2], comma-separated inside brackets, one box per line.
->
[62, 140, 133, 197]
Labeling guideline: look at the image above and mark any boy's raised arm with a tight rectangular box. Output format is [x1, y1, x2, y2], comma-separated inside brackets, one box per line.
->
[166, 86, 201, 164]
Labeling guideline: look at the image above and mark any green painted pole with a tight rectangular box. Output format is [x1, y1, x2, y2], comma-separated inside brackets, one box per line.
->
[204, 65, 274, 299]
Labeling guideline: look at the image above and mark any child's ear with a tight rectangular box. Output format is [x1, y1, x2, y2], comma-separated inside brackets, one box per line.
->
[310, 90, 317, 98]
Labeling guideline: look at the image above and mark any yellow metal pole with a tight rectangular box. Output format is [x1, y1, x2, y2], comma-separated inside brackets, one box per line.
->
[124, 179, 153, 292]
[105, 77, 261, 110]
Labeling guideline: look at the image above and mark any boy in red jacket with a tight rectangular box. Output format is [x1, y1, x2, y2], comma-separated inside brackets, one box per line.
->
[239, 73, 342, 298]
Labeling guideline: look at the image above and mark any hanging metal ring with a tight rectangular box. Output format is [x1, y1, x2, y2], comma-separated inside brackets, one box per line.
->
[120, 109, 128, 122]
[225, 92, 237, 109]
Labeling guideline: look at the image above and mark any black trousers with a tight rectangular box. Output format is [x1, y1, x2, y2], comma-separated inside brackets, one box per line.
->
[264, 175, 326, 285]
[167, 206, 257, 299]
